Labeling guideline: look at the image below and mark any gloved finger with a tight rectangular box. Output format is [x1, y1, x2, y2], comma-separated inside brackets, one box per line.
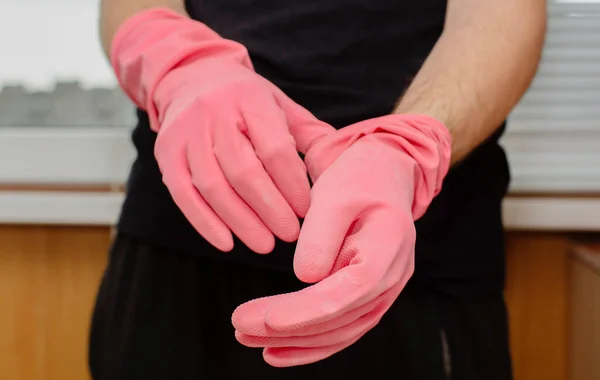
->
[188, 128, 275, 254]
[231, 293, 290, 336]
[159, 149, 234, 252]
[241, 95, 312, 218]
[235, 299, 385, 348]
[213, 107, 301, 243]
[270, 85, 336, 155]
[262, 264, 378, 333]
[292, 186, 358, 283]
[262, 334, 365, 368]
[233, 290, 382, 337]
[259, 280, 406, 367]
[234, 275, 404, 338]
[267, 209, 410, 332]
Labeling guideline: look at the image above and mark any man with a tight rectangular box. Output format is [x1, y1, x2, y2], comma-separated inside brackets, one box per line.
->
[88, 0, 546, 379]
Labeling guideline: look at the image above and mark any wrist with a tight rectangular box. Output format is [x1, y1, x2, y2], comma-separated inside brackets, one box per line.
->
[306, 114, 451, 219]
[111, 8, 251, 111]
[100, 0, 188, 57]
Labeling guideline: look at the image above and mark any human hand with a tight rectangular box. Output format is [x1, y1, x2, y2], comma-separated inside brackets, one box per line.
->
[111, 9, 334, 253]
[232, 115, 451, 366]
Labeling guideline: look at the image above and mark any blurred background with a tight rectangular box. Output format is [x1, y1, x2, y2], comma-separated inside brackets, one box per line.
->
[0, 0, 599, 379]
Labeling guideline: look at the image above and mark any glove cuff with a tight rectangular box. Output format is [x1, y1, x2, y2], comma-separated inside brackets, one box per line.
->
[305, 114, 452, 219]
[110, 8, 252, 130]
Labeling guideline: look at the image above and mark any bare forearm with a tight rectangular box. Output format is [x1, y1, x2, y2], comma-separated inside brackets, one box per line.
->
[99, 0, 187, 57]
[394, 0, 546, 164]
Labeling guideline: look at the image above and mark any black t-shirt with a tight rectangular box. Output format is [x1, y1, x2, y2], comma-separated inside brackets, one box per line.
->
[117, 0, 511, 297]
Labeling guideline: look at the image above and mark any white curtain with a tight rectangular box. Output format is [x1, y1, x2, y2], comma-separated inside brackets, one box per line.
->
[504, 0, 600, 193]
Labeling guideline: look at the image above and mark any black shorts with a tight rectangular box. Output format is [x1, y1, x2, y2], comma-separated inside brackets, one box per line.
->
[88, 234, 513, 380]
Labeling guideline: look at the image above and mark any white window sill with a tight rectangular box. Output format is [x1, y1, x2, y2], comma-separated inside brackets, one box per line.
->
[0, 125, 599, 230]
[1, 125, 599, 193]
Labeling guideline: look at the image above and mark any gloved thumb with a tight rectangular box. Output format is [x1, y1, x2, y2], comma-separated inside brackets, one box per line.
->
[271, 87, 335, 155]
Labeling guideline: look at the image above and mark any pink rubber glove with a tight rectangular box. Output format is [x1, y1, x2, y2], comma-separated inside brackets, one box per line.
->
[232, 115, 451, 366]
[111, 9, 333, 253]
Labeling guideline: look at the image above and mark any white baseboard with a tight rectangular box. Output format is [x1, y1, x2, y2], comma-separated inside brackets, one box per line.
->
[0, 191, 124, 226]
[0, 191, 598, 231]
[502, 197, 600, 231]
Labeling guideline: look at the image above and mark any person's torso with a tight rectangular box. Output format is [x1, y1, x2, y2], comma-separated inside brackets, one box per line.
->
[118, 0, 511, 296]
[187, 0, 447, 127]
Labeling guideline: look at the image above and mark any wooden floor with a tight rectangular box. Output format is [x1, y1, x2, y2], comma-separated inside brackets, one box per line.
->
[0, 226, 580, 380]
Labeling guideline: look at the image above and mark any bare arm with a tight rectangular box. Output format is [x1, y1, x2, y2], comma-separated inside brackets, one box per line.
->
[394, 0, 547, 164]
[99, 0, 187, 57]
